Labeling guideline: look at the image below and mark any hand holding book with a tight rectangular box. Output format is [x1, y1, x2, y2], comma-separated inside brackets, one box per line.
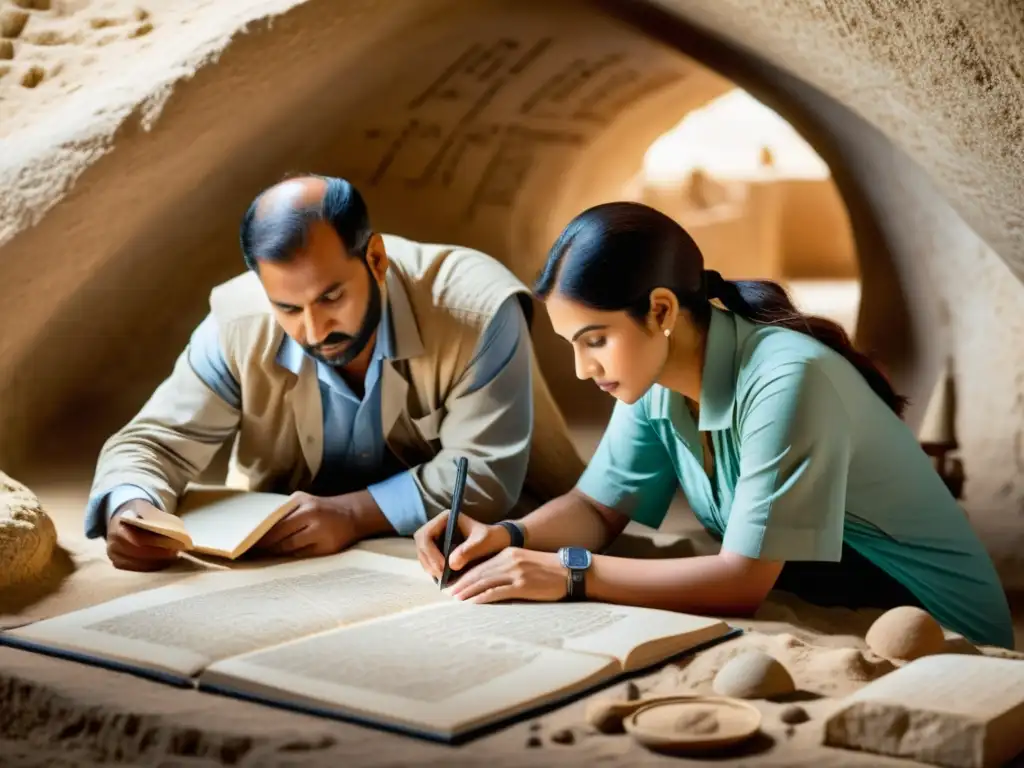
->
[108, 500, 188, 571]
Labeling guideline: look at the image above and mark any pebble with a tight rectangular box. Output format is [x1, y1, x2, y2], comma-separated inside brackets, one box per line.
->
[584, 699, 646, 734]
[712, 650, 796, 699]
[865, 605, 945, 662]
[526, 735, 542, 748]
[779, 704, 809, 724]
[550, 728, 576, 745]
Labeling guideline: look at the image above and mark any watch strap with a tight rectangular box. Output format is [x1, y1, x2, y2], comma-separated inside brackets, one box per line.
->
[567, 568, 586, 601]
[497, 520, 525, 548]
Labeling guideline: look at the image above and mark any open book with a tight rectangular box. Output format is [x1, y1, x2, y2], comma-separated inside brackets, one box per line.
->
[118, 487, 298, 560]
[0, 545, 738, 742]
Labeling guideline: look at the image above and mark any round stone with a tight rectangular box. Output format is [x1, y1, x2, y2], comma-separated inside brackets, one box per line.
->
[865, 606, 946, 661]
[0, 472, 57, 591]
[779, 704, 809, 724]
[712, 650, 796, 699]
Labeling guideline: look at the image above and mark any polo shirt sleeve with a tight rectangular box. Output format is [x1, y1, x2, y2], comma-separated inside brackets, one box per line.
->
[722, 363, 851, 562]
[575, 398, 678, 529]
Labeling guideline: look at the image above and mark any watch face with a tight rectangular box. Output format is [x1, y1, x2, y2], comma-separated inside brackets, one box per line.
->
[563, 547, 591, 569]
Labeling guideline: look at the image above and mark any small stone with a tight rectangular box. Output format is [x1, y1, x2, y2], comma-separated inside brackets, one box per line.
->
[550, 728, 575, 745]
[528, 721, 542, 732]
[624, 681, 641, 700]
[712, 650, 796, 699]
[526, 735, 542, 748]
[865, 606, 946, 662]
[584, 699, 646, 734]
[779, 704, 809, 724]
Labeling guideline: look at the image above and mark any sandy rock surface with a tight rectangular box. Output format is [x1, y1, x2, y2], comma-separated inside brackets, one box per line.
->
[0, 472, 57, 592]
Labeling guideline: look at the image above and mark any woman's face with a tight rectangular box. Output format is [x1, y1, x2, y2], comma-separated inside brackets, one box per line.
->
[545, 291, 669, 405]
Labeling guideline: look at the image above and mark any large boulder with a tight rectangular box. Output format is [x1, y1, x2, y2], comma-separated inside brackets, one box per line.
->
[0, 472, 57, 591]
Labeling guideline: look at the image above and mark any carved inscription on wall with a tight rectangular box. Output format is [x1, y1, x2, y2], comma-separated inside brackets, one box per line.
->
[354, 36, 684, 220]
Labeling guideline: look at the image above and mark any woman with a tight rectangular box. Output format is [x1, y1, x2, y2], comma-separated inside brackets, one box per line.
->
[414, 202, 1014, 649]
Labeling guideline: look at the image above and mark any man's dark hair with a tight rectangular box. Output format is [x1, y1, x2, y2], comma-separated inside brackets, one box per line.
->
[239, 175, 372, 270]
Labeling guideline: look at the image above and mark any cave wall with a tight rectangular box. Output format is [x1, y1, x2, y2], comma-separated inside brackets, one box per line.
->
[0, 0, 1022, 583]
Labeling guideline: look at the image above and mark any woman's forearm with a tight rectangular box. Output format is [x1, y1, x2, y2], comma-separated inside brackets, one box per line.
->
[586, 553, 780, 616]
[518, 491, 615, 552]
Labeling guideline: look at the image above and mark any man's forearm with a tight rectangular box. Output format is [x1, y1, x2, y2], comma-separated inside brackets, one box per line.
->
[339, 490, 396, 539]
[518, 491, 615, 552]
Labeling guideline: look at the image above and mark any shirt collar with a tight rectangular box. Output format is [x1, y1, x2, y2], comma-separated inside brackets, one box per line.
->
[697, 306, 741, 431]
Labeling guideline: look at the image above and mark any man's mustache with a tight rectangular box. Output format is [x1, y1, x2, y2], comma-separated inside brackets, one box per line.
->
[310, 332, 353, 353]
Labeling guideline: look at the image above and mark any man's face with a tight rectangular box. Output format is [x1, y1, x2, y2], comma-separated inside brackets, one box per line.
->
[257, 221, 388, 368]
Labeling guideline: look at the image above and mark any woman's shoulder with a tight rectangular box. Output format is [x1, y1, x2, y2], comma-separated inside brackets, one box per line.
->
[734, 324, 843, 405]
[739, 322, 837, 375]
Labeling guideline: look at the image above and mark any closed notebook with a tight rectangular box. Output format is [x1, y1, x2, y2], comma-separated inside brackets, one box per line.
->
[119, 487, 298, 560]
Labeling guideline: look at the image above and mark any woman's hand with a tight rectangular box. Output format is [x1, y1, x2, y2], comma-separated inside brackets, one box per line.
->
[413, 509, 512, 580]
[447, 548, 568, 604]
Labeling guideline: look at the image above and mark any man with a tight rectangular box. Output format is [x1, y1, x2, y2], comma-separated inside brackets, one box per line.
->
[86, 174, 584, 571]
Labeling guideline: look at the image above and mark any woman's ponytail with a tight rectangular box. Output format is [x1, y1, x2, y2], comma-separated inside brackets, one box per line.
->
[704, 270, 908, 417]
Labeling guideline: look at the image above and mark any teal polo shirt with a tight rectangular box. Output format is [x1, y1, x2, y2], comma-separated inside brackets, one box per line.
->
[577, 307, 1013, 649]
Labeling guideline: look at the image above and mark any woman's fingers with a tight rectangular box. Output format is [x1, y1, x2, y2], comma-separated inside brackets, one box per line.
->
[449, 527, 501, 570]
[448, 570, 512, 601]
[413, 511, 450, 578]
[467, 585, 520, 605]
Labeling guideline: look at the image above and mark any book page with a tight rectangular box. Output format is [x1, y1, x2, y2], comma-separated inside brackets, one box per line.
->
[175, 487, 297, 558]
[6, 550, 446, 678]
[351, 540, 729, 666]
[444, 600, 729, 670]
[202, 602, 618, 737]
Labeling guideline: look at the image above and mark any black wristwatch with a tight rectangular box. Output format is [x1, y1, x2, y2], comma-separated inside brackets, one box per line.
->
[497, 520, 525, 548]
[558, 546, 592, 601]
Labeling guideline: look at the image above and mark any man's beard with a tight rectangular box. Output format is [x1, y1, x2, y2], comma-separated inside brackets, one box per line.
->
[306, 264, 383, 368]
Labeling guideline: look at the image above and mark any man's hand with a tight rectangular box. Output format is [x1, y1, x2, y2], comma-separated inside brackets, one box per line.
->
[253, 490, 385, 558]
[107, 500, 186, 572]
[413, 510, 512, 580]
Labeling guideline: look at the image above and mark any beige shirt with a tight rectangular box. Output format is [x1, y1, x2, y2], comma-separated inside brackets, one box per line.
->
[85, 235, 584, 537]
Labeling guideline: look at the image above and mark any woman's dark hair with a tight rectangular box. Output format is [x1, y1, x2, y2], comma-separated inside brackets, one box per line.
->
[239, 175, 372, 270]
[534, 201, 908, 417]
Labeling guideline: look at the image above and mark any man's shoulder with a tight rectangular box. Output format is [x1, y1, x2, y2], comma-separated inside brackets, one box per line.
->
[209, 271, 272, 323]
[205, 272, 281, 366]
[383, 233, 528, 318]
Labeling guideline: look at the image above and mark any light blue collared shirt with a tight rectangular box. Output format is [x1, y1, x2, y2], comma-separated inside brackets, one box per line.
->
[95, 295, 527, 537]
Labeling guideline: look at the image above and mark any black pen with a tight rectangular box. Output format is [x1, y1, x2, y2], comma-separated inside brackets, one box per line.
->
[439, 456, 469, 590]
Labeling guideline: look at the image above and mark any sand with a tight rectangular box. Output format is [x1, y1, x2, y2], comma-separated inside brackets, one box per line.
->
[2, 483, 1023, 768]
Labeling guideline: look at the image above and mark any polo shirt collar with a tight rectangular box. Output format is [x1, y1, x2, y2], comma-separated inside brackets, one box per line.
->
[698, 306, 739, 431]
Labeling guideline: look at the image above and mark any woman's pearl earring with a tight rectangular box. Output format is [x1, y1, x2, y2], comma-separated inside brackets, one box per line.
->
[663, 328, 671, 338]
